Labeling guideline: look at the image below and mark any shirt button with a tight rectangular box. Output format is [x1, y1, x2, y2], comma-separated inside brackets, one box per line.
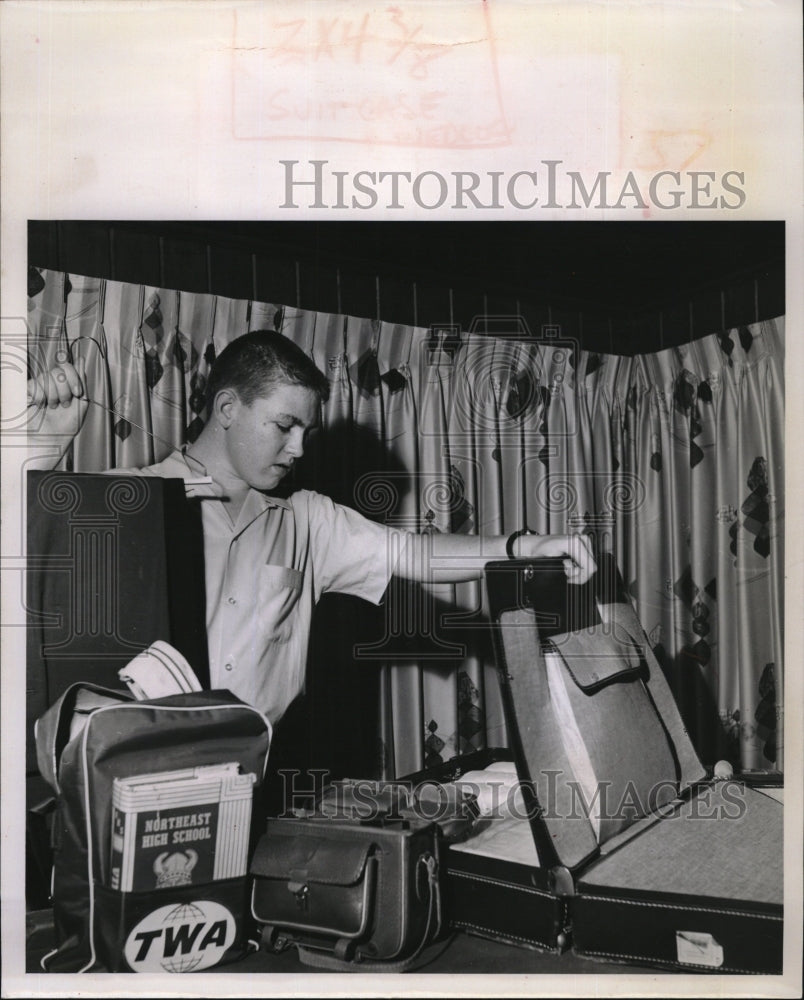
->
[224, 662, 233, 672]
[227, 597, 237, 605]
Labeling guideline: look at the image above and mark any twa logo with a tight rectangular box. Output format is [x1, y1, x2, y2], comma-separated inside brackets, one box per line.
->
[124, 900, 236, 972]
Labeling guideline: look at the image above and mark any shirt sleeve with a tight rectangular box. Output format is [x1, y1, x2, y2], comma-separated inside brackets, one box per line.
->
[302, 491, 412, 604]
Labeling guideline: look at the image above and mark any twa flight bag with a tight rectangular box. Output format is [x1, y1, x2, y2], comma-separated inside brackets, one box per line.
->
[35, 685, 272, 973]
[441, 554, 783, 974]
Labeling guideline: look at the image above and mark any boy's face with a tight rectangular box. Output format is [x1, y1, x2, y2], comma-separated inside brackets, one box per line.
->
[223, 381, 319, 492]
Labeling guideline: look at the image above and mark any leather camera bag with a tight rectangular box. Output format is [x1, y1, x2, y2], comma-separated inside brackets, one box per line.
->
[250, 814, 443, 971]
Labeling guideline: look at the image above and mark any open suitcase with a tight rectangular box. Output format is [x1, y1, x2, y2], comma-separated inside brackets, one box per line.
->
[421, 553, 783, 974]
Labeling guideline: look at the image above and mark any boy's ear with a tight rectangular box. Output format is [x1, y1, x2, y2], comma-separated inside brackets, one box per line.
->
[213, 388, 240, 428]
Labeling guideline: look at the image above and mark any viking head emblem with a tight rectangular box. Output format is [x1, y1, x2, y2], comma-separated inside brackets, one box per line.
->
[153, 849, 198, 889]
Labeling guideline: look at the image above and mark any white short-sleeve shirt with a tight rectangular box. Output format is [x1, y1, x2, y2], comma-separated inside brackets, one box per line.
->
[116, 450, 410, 723]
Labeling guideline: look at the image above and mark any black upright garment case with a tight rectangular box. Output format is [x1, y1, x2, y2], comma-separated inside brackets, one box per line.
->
[26, 470, 209, 769]
[437, 553, 783, 974]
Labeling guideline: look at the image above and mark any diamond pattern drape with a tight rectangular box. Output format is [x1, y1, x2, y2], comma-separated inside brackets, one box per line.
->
[27, 268, 785, 774]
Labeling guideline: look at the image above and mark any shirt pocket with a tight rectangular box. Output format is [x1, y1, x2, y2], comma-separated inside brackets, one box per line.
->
[257, 564, 304, 644]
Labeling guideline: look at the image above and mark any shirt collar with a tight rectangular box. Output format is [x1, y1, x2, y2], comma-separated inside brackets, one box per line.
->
[177, 447, 291, 509]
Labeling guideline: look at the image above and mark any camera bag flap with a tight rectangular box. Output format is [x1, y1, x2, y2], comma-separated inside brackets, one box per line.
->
[251, 824, 377, 939]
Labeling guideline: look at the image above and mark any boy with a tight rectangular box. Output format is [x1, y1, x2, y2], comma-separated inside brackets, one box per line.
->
[27, 330, 595, 723]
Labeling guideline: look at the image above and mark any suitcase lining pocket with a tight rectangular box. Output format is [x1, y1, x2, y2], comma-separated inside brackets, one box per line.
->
[545, 624, 644, 693]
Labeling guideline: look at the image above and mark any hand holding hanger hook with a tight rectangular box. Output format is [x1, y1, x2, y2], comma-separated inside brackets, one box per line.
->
[27, 358, 90, 441]
[27, 358, 220, 490]
[27, 357, 187, 457]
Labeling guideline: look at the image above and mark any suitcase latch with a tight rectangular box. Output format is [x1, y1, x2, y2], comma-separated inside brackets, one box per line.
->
[287, 880, 310, 910]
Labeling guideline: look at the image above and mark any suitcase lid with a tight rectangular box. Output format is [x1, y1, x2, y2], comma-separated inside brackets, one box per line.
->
[485, 551, 706, 873]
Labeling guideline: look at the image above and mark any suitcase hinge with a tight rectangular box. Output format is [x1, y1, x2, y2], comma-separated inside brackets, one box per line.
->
[555, 907, 573, 952]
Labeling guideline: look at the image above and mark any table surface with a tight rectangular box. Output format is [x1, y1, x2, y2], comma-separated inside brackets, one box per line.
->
[26, 908, 655, 977]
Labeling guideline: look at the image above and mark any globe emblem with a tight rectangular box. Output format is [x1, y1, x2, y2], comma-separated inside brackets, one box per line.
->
[161, 903, 208, 973]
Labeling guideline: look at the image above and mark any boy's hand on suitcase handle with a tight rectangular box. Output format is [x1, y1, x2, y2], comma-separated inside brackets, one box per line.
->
[519, 532, 597, 585]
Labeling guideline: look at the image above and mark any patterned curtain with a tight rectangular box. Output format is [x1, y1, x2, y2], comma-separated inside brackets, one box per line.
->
[27, 268, 785, 774]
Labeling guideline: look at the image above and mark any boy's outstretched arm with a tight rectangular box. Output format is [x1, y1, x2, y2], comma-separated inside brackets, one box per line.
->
[395, 531, 597, 586]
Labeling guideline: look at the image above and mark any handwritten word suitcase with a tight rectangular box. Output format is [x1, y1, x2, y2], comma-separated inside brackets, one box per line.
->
[438, 554, 783, 974]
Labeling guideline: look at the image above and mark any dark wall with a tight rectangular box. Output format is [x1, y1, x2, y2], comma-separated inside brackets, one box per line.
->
[28, 220, 784, 356]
